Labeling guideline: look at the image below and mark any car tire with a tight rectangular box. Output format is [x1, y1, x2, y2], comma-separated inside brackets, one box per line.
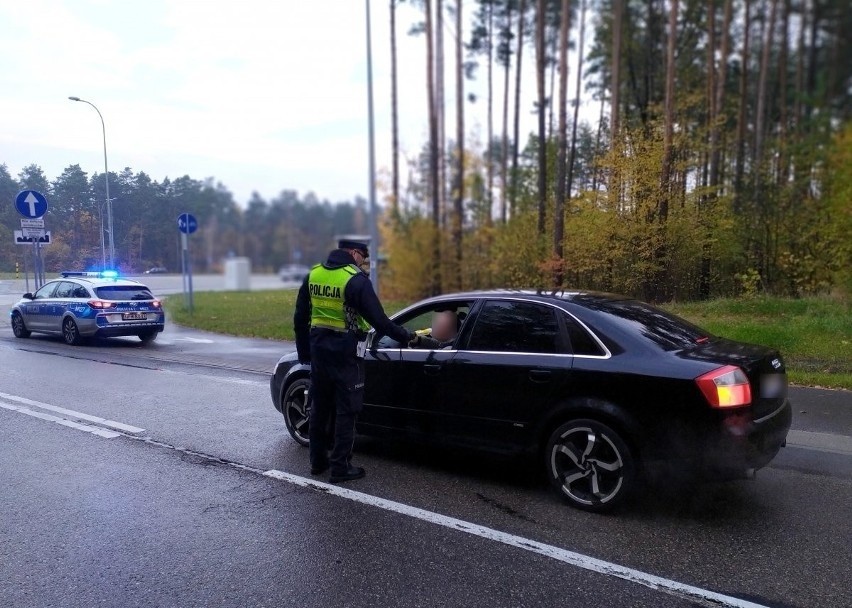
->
[545, 418, 636, 513]
[282, 377, 311, 446]
[62, 318, 84, 346]
[138, 330, 158, 344]
[11, 312, 31, 338]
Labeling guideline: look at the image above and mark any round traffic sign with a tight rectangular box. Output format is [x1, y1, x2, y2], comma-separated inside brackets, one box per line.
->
[177, 213, 198, 234]
[15, 190, 49, 219]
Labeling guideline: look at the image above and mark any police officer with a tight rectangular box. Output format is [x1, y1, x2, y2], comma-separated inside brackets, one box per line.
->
[293, 239, 414, 483]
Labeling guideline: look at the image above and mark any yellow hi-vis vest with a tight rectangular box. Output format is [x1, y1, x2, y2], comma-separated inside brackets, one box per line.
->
[308, 264, 369, 332]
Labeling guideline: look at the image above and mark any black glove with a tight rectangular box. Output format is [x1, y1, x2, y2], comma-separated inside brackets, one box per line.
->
[407, 331, 419, 347]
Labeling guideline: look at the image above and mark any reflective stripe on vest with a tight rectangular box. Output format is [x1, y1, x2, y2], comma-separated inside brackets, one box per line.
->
[308, 264, 362, 331]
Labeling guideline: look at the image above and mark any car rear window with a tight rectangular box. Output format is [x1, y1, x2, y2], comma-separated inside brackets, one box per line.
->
[94, 285, 155, 301]
[595, 300, 713, 351]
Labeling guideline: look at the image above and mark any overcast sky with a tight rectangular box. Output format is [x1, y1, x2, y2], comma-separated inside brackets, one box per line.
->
[1, 0, 595, 206]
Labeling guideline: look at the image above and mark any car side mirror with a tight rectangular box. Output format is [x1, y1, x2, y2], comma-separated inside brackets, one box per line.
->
[23, 293, 33, 300]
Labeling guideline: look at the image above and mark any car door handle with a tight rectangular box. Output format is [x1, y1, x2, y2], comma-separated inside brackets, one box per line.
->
[423, 364, 442, 376]
[528, 370, 551, 383]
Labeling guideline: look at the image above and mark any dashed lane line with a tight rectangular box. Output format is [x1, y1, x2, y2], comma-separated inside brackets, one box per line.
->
[0, 391, 145, 434]
[0, 401, 121, 439]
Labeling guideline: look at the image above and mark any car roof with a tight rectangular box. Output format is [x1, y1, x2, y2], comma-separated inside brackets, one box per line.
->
[418, 289, 633, 307]
[50, 275, 151, 288]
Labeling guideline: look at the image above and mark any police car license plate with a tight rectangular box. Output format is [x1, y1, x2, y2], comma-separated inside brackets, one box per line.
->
[122, 312, 147, 321]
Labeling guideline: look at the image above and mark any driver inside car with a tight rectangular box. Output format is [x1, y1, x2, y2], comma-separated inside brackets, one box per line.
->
[409, 310, 459, 349]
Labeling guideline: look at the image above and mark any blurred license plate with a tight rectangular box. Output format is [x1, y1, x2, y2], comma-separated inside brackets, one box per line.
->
[122, 312, 146, 321]
[760, 374, 787, 398]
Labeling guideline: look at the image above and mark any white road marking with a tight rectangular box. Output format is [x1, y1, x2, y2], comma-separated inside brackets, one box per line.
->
[0, 391, 145, 434]
[263, 469, 767, 608]
[171, 337, 215, 344]
[786, 430, 852, 456]
[0, 402, 120, 439]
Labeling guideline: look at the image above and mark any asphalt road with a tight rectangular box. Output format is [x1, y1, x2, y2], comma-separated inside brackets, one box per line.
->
[1, 275, 850, 608]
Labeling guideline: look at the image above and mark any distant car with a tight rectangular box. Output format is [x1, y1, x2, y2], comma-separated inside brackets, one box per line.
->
[270, 289, 792, 512]
[10, 271, 165, 345]
[278, 264, 310, 283]
[144, 266, 168, 274]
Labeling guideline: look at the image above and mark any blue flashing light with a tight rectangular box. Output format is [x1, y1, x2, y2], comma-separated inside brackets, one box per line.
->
[60, 270, 120, 279]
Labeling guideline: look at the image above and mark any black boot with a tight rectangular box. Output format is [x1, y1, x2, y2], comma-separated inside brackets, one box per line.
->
[329, 466, 366, 483]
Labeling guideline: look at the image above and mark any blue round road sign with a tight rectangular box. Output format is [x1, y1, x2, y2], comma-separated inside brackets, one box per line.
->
[178, 213, 198, 234]
[15, 190, 49, 218]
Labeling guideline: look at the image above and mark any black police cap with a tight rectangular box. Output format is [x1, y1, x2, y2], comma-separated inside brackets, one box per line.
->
[338, 239, 369, 256]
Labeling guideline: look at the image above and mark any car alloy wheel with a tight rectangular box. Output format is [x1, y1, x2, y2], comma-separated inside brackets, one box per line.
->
[282, 377, 311, 446]
[11, 312, 31, 338]
[546, 418, 636, 513]
[62, 318, 83, 346]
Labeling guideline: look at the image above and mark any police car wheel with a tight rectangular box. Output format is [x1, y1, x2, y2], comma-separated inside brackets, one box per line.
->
[282, 377, 311, 446]
[62, 318, 84, 346]
[11, 312, 31, 338]
[138, 331, 158, 344]
[545, 418, 637, 513]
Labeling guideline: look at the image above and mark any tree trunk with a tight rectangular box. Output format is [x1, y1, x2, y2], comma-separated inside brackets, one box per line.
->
[425, 0, 441, 294]
[453, 0, 464, 290]
[510, 0, 526, 218]
[753, 0, 778, 185]
[500, 1, 513, 224]
[554, 0, 571, 286]
[487, 0, 494, 225]
[777, 0, 789, 186]
[661, 0, 678, 218]
[536, 0, 547, 235]
[591, 94, 605, 197]
[805, 0, 819, 121]
[709, 0, 731, 192]
[390, 0, 400, 216]
[793, 0, 805, 131]
[566, 0, 587, 205]
[734, 0, 751, 207]
[608, 0, 623, 207]
[655, 0, 678, 301]
[437, 0, 446, 229]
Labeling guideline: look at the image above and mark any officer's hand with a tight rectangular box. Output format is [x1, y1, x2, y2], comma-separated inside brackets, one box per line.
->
[407, 332, 419, 348]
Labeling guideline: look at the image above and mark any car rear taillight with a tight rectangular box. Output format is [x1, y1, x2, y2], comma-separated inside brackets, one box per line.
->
[88, 300, 116, 309]
[151, 300, 161, 308]
[696, 365, 752, 408]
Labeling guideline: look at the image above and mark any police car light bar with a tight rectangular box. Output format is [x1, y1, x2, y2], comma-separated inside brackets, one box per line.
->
[61, 270, 119, 279]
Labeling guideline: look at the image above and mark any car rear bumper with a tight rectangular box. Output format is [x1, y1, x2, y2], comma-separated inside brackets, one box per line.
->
[701, 398, 792, 477]
[86, 322, 165, 337]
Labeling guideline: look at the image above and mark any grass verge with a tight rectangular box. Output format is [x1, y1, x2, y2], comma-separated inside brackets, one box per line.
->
[165, 291, 850, 390]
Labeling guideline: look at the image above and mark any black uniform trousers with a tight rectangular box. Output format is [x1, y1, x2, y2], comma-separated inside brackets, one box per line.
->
[308, 327, 366, 475]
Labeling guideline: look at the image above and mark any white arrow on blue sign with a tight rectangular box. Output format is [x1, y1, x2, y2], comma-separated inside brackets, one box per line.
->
[15, 190, 49, 219]
[177, 212, 198, 234]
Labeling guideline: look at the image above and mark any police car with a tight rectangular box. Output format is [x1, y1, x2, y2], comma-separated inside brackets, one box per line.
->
[10, 271, 165, 346]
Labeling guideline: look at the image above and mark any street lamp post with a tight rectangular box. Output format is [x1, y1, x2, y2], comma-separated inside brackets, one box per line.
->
[69, 96, 114, 270]
[365, 0, 380, 295]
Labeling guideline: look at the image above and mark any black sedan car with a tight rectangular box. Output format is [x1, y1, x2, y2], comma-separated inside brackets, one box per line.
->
[270, 290, 791, 512]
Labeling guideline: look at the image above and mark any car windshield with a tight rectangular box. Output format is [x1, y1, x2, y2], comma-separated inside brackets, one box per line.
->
[94, 285, 155, 301]
[591, 300, 713, 351]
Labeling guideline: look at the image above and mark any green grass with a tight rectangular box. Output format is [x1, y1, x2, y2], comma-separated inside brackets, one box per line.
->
[163, 289, 408, 341]
[165, 291, 851, 390]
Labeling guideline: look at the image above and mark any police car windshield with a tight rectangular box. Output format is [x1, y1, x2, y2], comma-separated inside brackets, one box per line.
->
[94, 285, 155, 301]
